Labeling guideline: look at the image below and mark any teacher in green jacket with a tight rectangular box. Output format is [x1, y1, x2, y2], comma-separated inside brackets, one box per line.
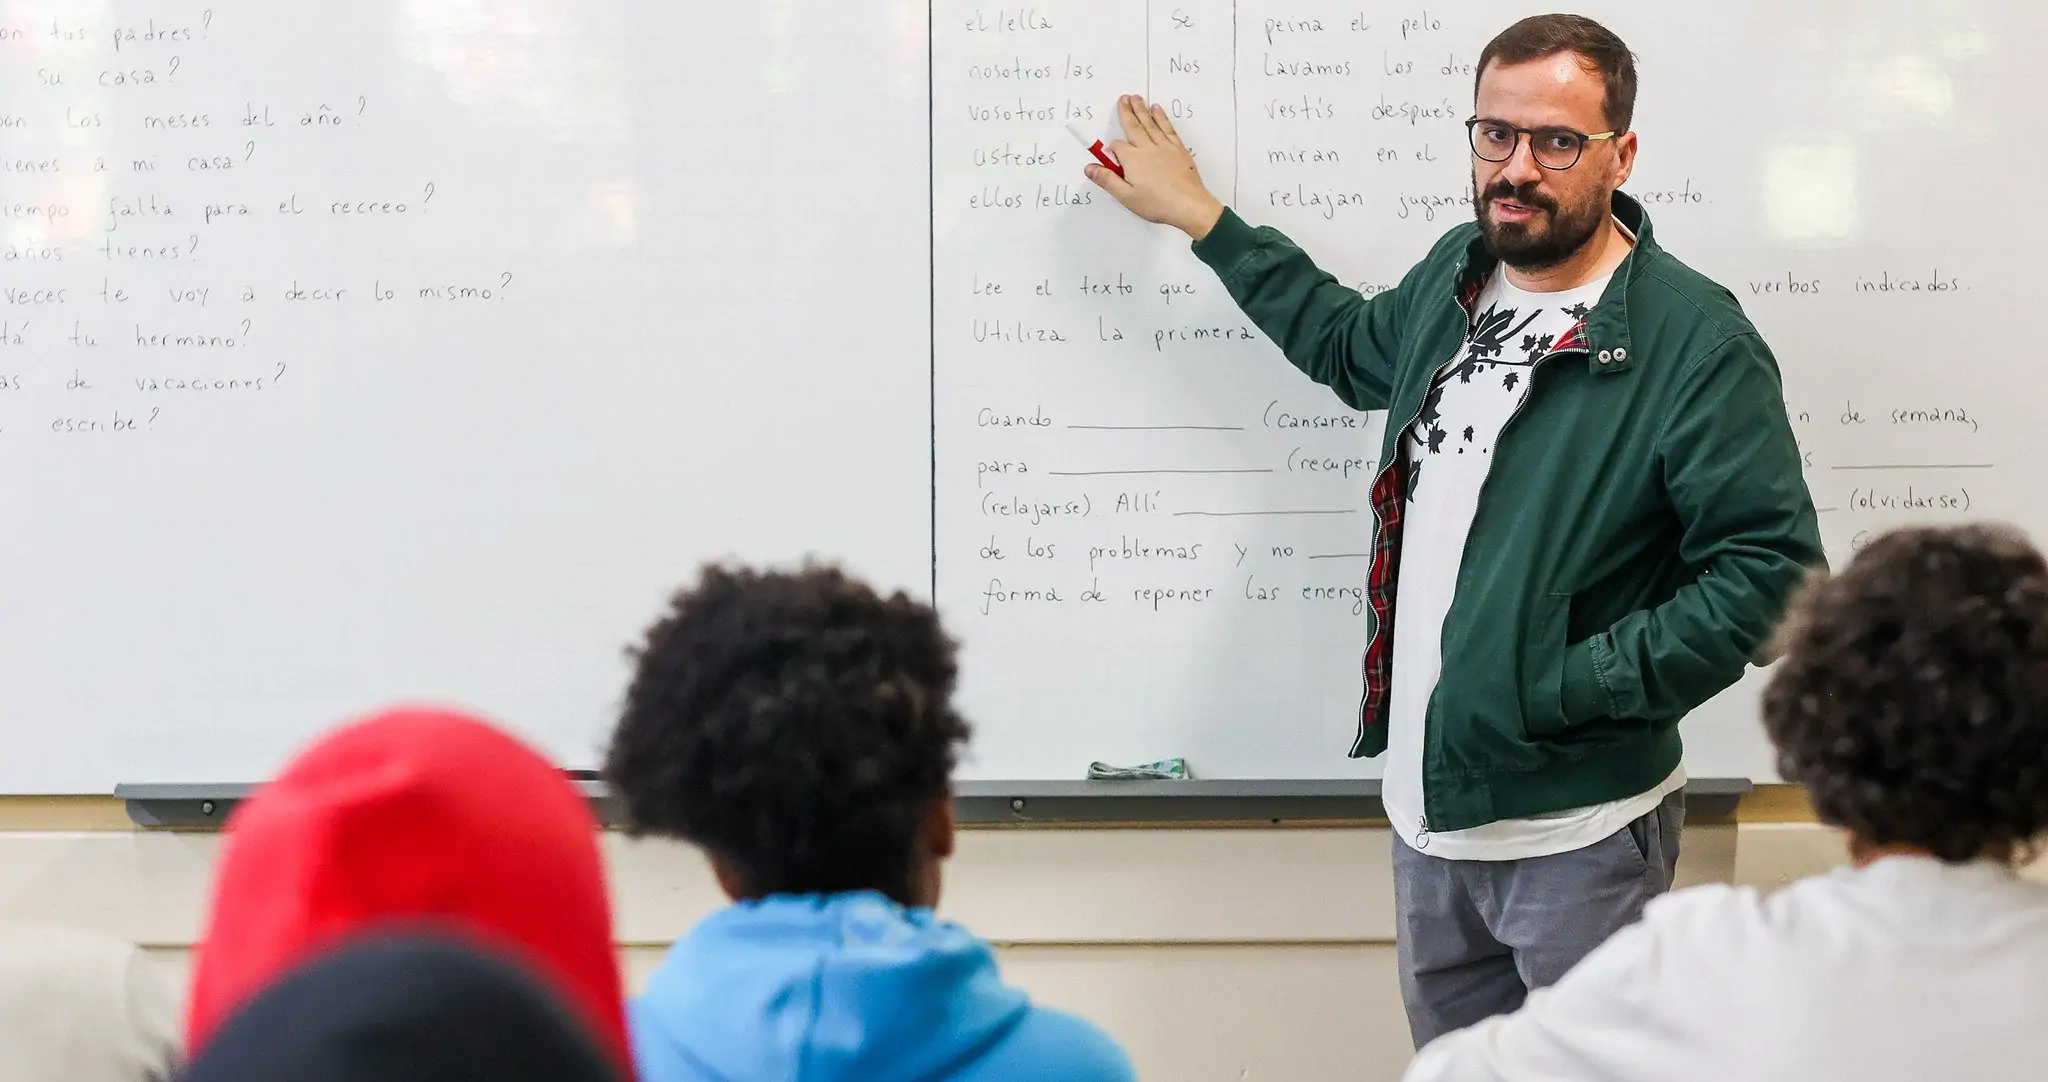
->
[1087, 13, 1824, 1047]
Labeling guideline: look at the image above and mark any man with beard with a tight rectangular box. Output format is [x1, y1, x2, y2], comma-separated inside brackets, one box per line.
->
[1085, 14, 1822, 1047]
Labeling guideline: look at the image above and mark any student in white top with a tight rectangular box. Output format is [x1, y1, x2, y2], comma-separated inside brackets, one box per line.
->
[0, 921, 182, 1082]
[1404, 521, 2048, 1082]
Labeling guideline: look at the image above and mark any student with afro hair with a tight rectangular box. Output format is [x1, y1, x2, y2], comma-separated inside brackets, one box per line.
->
[605, 563, 1135, 1082]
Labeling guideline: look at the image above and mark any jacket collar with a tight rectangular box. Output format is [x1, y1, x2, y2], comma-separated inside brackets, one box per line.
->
[1453, 190, 1653, 375]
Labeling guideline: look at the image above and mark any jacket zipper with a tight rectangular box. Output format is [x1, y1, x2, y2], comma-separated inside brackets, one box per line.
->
[1352, 271, 1491, 751]
[1414, 336, 1587, 835]
[1350, 345, 1469, 756]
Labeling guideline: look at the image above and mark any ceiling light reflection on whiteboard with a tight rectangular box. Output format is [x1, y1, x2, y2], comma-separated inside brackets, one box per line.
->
[894, 0, 924, 96]
[1879, 54, 1954, 122]
[396, 0, 625, 135]
[580, 178, 637, 247]
[765, 0, 794, 93]
[1763, 145, 1857, 243]
[1935, 27, 1990, 61]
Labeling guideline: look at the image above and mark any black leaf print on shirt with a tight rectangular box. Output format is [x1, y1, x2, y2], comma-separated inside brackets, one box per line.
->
[1406, 459, 1424, 499]
[1426, 427, 1447, 454]
[1563, 301, 1592, 320]
[1461, 425, 1474, 443]
[1503, 370, 1520, 392]
[1465, 306, 1514, 361]
[1466, 302, 1545, 363]
[1521, 332, 1554, 362]
[1418, 383, 1446, 429]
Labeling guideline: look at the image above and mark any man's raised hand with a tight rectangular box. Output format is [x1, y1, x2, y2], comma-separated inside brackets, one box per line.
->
[1084, 94, 1226, 241]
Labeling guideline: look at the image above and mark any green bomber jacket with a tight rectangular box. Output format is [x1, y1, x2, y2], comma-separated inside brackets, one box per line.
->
[1190, 191, 1825, 832]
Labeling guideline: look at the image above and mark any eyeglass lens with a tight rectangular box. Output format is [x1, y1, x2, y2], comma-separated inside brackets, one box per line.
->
[1469, 121, 1587, 169]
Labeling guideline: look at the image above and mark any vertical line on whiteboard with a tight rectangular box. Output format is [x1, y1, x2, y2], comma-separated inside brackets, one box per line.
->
[927, 0, 938, 601]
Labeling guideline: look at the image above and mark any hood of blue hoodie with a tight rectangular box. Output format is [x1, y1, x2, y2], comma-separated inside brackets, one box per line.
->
[631, 892, 1032, 1082]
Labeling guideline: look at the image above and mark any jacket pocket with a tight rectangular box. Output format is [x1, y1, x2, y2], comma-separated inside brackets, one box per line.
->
[1524, 593, 1570, 739]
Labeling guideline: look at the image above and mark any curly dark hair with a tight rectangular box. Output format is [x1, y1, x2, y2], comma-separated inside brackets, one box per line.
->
[1762, 523, 2048, 863]
[603, 562, 970, 898]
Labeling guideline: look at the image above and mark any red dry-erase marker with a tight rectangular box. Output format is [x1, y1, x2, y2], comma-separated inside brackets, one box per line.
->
[1067, 121, 1124, 178]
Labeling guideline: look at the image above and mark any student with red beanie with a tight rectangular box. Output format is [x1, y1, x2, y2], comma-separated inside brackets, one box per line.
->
[184, 708, 629, 1071]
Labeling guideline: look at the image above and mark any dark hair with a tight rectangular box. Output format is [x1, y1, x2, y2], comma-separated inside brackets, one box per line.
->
[1762, 523, 2048, 863]
[603, 562, 970, 899]
[1477, 14, 1639, 132]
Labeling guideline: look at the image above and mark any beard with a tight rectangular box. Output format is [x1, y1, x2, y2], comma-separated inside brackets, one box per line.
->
[1473, 174, 1607, 271]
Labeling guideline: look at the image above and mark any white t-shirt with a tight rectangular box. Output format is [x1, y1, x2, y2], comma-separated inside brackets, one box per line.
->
[0, 921, 182, 1082]
[1381, 262, 1681, 861]
[1403, 857, 2048, 1082]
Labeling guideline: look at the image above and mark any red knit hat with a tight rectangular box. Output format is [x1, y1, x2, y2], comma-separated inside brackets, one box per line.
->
[184, 708, 629, 1070]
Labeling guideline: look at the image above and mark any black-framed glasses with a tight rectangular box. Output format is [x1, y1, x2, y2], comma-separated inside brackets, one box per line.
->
[1466, 117, 1619, 170]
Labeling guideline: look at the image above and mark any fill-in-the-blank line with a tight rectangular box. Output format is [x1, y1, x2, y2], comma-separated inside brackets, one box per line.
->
[1065, 424, 1247, 431]
[1307, 552, 1372, 560]
[1828, 463, 1996, 471]
[1814, 507, 1840, 514]
[1173, 509, 1359, 519]
[1049, 468, 1273, 477]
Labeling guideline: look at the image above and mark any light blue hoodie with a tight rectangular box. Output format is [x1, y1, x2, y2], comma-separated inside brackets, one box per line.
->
[630, 892, 1136, 1082]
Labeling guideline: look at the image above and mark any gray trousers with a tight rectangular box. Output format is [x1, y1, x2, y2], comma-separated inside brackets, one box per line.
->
[1392, 789, 1684, 1048]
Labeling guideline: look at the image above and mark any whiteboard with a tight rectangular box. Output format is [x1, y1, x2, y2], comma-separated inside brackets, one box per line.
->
[2, 0, 2037, 792]
[931, 0, 2042, 782]
[0, 0, 932, 792]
